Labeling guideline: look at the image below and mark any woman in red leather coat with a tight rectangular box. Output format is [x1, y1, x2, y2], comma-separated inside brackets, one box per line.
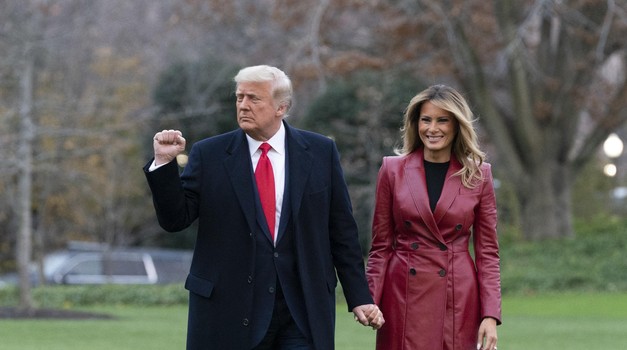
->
[366, 85, 501, 350]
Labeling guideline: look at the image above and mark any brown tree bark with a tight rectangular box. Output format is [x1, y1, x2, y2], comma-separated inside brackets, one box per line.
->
[17, 47, 35, 313]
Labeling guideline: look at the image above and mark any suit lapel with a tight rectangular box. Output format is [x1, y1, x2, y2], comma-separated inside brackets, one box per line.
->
[280, 122, 312, 243]
[404, 149, 445, 244]
[276, 137, 292, 242]
[224, 130, 263, 238]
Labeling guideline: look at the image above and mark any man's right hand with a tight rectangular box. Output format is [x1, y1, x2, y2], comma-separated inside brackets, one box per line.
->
[153, 130, 186, 166]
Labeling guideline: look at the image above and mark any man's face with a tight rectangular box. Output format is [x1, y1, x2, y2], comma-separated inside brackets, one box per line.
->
[235, 81, 285, 141]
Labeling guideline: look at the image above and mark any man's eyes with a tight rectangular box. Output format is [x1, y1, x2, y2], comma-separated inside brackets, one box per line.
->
[236, 95, 261, 102]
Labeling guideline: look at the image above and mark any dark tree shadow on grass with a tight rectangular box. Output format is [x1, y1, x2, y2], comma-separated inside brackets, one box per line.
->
[0, 307, 115, 319]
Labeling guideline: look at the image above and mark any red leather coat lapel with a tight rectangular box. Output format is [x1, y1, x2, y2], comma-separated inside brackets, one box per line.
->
[433, 156, 463, 225]
[403, 150, 445, 244]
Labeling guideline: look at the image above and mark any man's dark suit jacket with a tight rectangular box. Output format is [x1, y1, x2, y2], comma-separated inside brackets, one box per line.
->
[144, 121, 373, 350]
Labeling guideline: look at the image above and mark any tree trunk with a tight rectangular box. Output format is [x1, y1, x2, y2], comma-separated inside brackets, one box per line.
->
[518, 162, 574, 240]
[17, 49, 35, 313]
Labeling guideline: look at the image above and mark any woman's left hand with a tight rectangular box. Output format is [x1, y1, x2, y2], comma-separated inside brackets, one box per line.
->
[477, 317, 498, 350]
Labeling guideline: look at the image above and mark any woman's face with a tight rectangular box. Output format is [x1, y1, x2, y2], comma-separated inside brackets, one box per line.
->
[417, 101, 458, 162]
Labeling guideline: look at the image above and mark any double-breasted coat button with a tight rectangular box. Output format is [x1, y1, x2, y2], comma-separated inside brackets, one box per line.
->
[268, 287, 275, 293]
[409, 268, 417, 275]
[455, 224, 463, 231]
[410, 242, 419, 250]
[438, 243, 448, 251]
[242, 318, 249, 326]
[404, 220, 411, 228]
[439, 269, 446, 277]
[247, 275, 253, 283]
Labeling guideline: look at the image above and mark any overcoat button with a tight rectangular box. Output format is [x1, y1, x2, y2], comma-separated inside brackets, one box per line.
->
[411, 242, 419, 250]
[242, 318, 249, 326]
[439, 269, 446, 277]
[273, 252, 279, 258]
[409, 268, 417, 275]
[404, 220, 411, 228]
[439, 243, 448, 251]
[268, 287, 275, 293]
[247, 275, 253, 283]
[455, 224, 463, 230]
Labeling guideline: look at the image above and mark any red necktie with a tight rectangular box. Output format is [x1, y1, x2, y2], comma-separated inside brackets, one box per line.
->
[255, 143, 275, 241]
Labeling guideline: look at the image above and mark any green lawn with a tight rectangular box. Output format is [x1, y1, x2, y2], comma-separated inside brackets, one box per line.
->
[498, 293, 627, 349]
[2, 293, 627, 349]
[0, 305, 188, 350]
[337, 293, 627, 349]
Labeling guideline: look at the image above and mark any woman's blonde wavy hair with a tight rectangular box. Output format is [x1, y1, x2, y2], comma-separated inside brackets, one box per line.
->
[396, 85, 485, 188]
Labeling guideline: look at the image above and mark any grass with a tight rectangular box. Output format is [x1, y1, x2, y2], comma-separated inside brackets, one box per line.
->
[2, 293, 627, 349]
[338, 293, 627, 349]
[0, 305, 188, 350]
[499, 293, 627, 349]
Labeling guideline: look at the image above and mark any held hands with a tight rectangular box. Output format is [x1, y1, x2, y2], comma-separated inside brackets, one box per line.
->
[153, 130, 186, 166]
[352, 304, 385, 330]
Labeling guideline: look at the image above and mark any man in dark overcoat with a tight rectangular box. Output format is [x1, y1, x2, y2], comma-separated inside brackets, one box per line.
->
[144, 65, 384, 349]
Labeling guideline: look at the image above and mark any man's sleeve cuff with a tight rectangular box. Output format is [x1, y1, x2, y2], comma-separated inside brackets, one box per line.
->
[148, 160, 168, 172]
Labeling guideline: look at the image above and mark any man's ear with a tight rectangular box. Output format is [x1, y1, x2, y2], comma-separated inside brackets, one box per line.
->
[276, 102, 287, 117]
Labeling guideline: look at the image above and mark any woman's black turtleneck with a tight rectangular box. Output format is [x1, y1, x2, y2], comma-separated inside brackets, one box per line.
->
[424, 159, 450, 212]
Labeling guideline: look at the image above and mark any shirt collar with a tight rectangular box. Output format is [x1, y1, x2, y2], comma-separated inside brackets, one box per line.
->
[246, 122, 286, 156]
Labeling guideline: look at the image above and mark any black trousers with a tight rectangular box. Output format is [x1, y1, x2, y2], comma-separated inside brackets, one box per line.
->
[252, 285, 313, 350]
